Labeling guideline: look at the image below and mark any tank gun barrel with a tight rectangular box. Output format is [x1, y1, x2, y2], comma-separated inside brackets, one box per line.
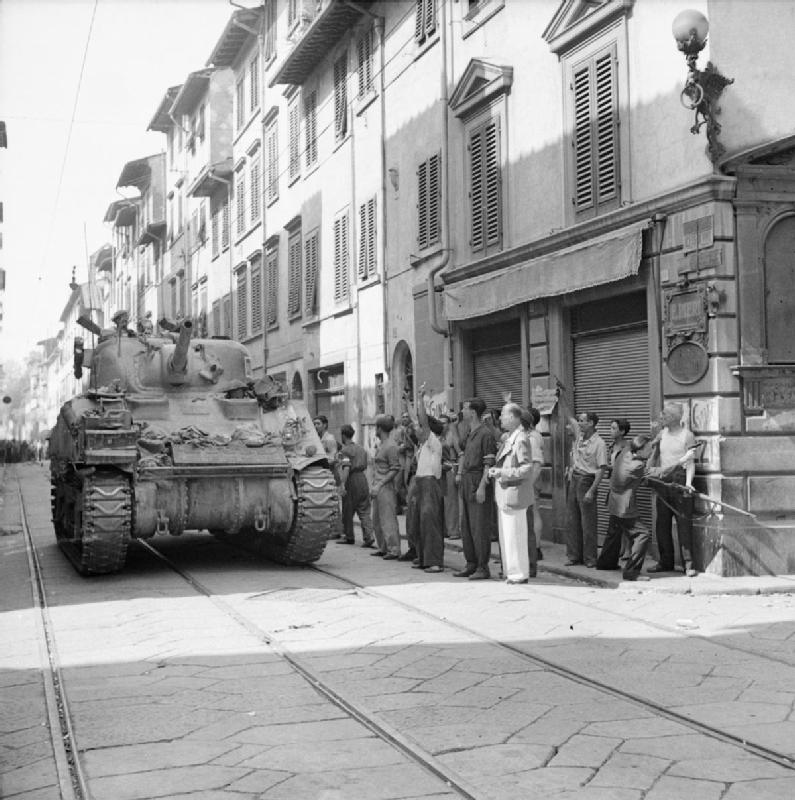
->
[168, 319, 193, 374]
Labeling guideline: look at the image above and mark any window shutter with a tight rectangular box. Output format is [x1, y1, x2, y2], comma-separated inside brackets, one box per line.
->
[334, 214, 349, 304]
[357, 30, 373, 97]
[288, 99, 300, 180]
[469, 126, 484, 251]
[251, 259, 263, 333]
[288, 231, 302, 316]
[211, 208, 219, 256]
[221, 197, 230, 248]
[236, 170, 246, 235]
[223, 293, 232, 337]
[424, 0, 436, 37]
[417, 160, 428, 249]
[236, 78, 245, 129]
[595, 48, 618, 205]
[212, 299, 221, 336]
[414, 0, 424, 41]
[367, 198, 376, 276]
[250, 160, 261, 223]
[334, 54, 348, 140]
[266, 248, 278, 327]
[572, 45, 619, 215]
[265, 123, 278, 203]
[484, 119, 501, 250]
[304, 90, 317, 167]
[428, 152, 440, 246]
[304, 231, 319, 315]
[237, 269, 248, 340]
[249, 54, 260, 113]
[573, 61, 594, 211]
[469, 122, 500, 253]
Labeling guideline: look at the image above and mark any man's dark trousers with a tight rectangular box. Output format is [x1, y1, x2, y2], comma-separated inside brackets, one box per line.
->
[342, 471, 373, 543]
[410, 476, 444, 568]
[566, 472, 598, 564]
[460, 471, 491, 573]
[654, 468, 694, 571]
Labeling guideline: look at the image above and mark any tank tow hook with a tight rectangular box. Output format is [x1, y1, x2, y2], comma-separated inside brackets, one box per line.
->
[254, 505, 269, 533]
[156, 511, 170, 535]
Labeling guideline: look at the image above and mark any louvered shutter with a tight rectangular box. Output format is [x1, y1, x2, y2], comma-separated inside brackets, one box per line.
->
[221, 198, 230, 248]
[428, 152, 440, 247]
[367, 198, 376, 276]
[267, 122, 279, 202]
[572, 44, 619, 215]
[266, 248, 278, 327]
[305, 91, 317, 167]
[288, 230, 302, 316]
[251, 259, 263, 333]
[249, 54, 259, 114]
[573, 326, 652, 542]
[223, 293, 232, 337]
[358, 30, 373, 97]
[334, 54, 348, 140]
[250, 160, 261, 223]
[334, 214, 349, 304]
[424, 0, 436, 37]
[212, 299, 221, 336]
[237, 269, 248, 340]
[304, 231, 319, 315]
[236, 170, 246, 235]
[469, 127, 484, 251]
[288, 99, 300, 180]
[594, 48, 618, 205]
[469, 120, 501, 254]
[418, 160, 428, 250]
[414, 0, 424, 41]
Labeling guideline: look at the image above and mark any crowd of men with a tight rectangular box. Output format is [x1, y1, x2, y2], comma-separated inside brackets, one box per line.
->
[313, 396, 699, 584]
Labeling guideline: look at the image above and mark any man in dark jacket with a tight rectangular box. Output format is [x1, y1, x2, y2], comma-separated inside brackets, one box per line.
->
[337, 424, 375, 547]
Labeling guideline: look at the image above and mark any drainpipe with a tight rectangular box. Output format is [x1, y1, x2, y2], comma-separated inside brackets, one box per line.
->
[428, 0, 451, 337]
[168, 110, 192, 320]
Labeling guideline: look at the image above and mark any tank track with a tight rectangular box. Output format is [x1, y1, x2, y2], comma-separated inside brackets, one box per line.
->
[52, 468, 132, 576]
[258, 465, 337, 565]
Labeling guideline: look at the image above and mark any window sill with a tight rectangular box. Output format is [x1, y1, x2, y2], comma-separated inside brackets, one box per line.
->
[357, 274, 381, 290]
[288, 172, 301, 188]
[233, 111, 261, 147]
[414, 34, 439, 62]
[266, 194, 279, 209]
[303, 161, 320, 180]
[355, 90, 378, 117]
[410, 245, 444, 267]
[333, 133, 351, 153]
[234, 220, 262, 247]
[332, 304, 354, 319]
[462, 1, 505, 39]
[301, 315, 320, 328]
[267, 322, 279, 332]
[288, 312, 302, 323]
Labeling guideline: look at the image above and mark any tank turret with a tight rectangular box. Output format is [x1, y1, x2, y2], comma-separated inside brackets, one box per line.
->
[168, 319, 193, 375]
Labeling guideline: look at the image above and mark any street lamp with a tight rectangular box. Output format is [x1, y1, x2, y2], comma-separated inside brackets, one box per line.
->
[672, 9, 734, 163]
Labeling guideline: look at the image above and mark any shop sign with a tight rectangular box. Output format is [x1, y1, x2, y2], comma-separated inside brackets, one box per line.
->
[666, 341, 709, 385]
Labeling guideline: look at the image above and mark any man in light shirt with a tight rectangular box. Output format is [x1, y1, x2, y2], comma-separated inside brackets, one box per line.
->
[647, 402, 697, 576]
[565, 412, 608, 568]
[403, 386, 445, 573]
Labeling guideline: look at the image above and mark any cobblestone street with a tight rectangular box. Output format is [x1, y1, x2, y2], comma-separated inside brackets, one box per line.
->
[2, 463, 795, 799]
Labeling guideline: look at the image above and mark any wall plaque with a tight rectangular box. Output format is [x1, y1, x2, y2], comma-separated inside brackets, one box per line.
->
[663, 284, 710, 358]
[666, 341, 709, 384]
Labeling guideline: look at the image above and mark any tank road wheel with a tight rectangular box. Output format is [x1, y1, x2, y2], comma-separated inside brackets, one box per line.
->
[53, 468, 132, 576]
[258, 465, 337, 565]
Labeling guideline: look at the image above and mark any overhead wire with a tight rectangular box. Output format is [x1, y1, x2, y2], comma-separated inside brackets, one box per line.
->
[39, 0, 100, 282]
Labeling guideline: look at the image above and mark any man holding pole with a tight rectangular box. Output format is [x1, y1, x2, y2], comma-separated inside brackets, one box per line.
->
[646, 402, 698, 577]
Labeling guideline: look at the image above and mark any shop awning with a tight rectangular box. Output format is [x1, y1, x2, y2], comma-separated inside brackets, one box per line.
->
[443, 219, 651, 321]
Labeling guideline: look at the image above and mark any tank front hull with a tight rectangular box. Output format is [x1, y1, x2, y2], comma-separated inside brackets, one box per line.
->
[133, 473, 294, 537]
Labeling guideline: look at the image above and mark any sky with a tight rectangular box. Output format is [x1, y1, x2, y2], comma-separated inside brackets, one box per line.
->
[0, 0, 239, 365]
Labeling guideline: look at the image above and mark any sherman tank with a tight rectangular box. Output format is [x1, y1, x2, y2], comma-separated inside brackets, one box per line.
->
[49, 312, 337, 575]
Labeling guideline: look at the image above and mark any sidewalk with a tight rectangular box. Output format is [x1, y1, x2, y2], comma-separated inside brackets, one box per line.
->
[393, 513, 795, 597]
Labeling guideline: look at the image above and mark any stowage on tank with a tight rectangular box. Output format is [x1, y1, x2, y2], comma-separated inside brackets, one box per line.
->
[49, 312, 337, 575]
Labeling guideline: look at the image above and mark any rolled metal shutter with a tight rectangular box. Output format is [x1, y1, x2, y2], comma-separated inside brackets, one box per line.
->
[472, 321, 522, 413]
[573, 326, 652, 540]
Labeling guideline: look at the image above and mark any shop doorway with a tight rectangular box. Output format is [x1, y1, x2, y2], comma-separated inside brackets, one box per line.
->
[472, 319, 522, 414]
[572, 292, 652, 541]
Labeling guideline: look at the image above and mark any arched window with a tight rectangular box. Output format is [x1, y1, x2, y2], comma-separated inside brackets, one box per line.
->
[391, 341, 414, 409]
[291, 371, 303, 400]
[764, 216, 795, 363]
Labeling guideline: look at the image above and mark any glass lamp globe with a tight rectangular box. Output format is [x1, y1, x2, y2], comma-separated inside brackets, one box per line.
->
[672, 9, 709, 46]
